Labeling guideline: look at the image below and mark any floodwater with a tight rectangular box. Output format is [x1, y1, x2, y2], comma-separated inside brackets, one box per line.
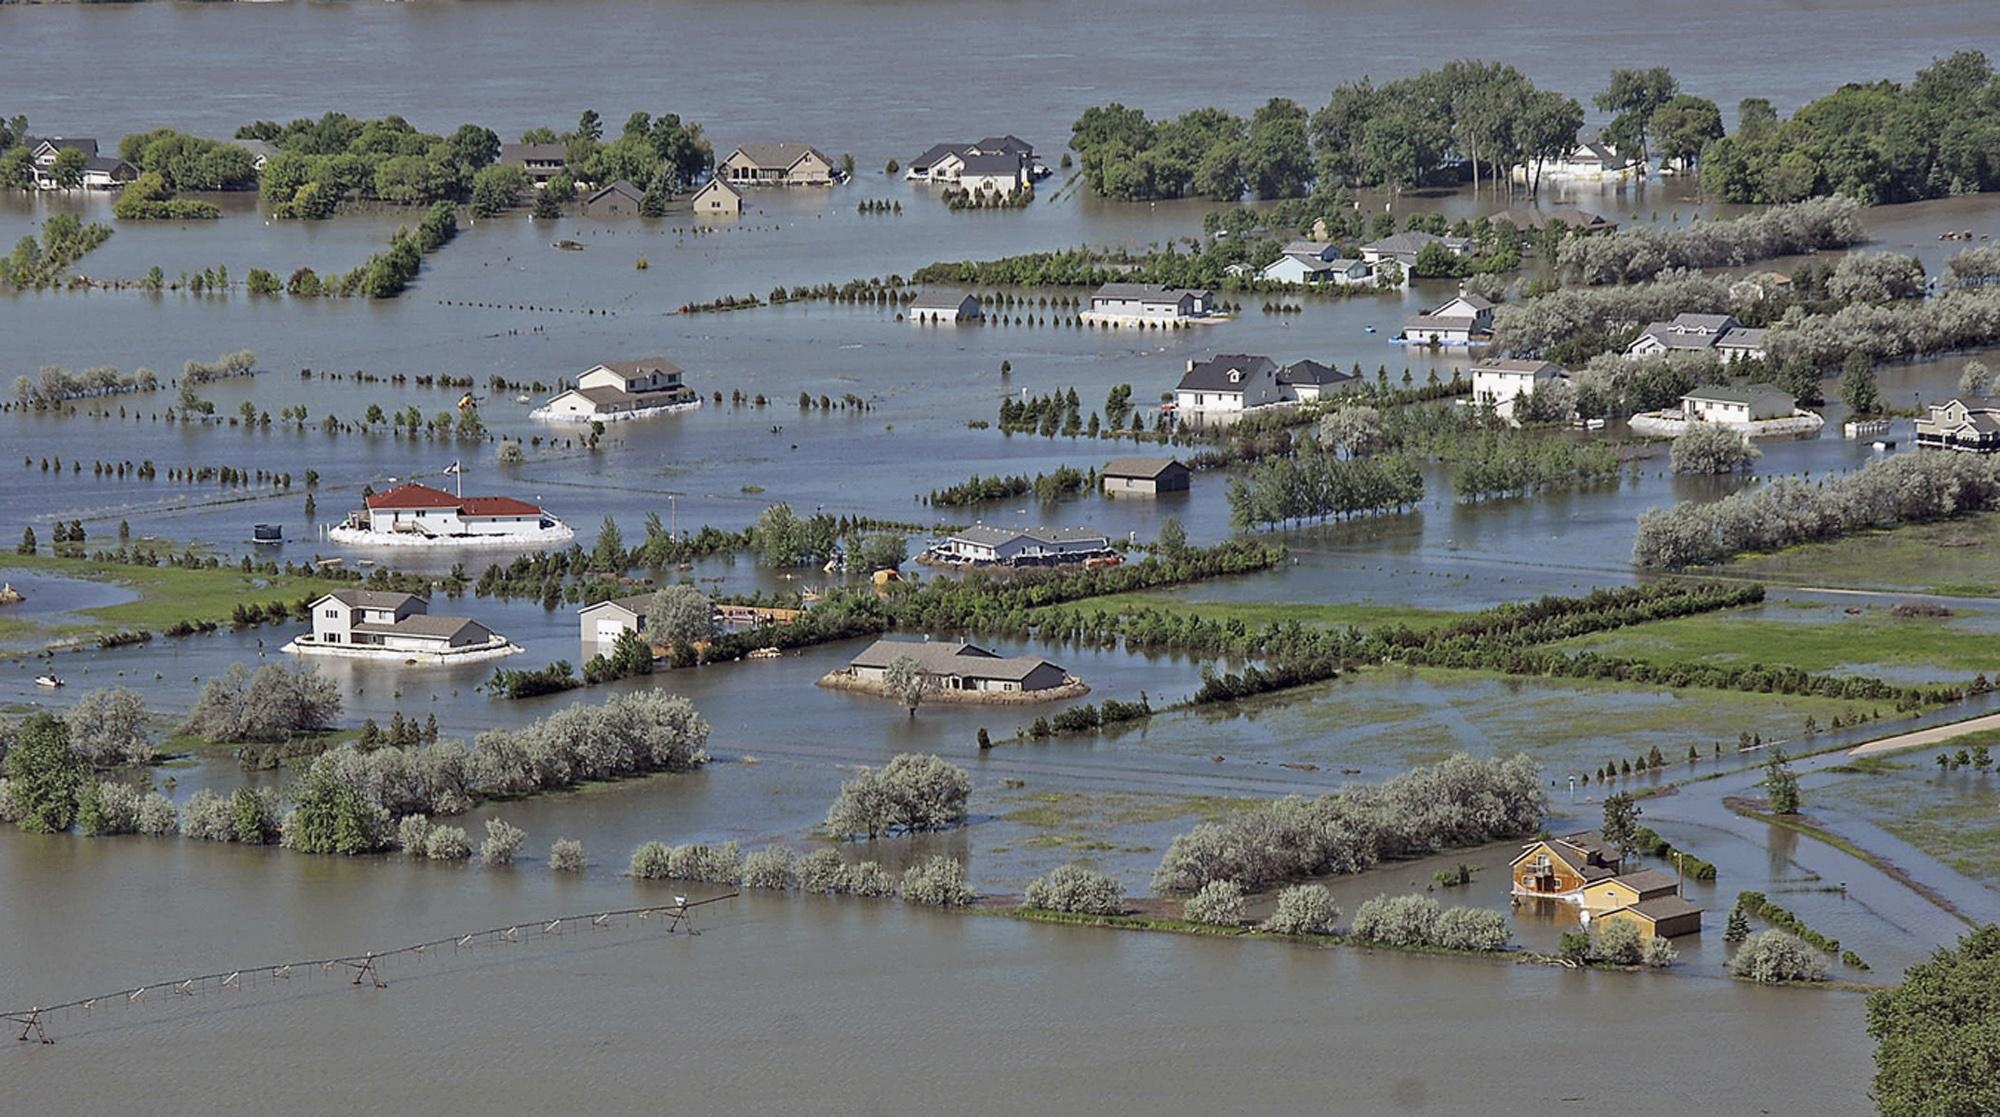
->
[6, 1, 2000, 1108]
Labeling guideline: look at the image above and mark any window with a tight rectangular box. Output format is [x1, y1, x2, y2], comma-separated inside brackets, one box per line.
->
[324, 609, 339, 618]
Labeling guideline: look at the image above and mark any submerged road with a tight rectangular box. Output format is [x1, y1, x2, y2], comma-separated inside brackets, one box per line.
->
[1847, 710, 2000, 757]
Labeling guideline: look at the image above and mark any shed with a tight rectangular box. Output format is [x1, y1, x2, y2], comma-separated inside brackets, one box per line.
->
[1102, 456, 1190, 495]
[581, 181, 645, 220]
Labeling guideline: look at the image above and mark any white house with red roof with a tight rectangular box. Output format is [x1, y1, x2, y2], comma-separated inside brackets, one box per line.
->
[328, 481, 575, 547]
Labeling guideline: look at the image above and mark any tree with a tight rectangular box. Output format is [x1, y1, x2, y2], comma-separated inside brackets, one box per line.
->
[1725, 904, 1752, 943]
[823, 753, 970, 838]
[65, 686, 154, 766]
[531, 189, 560, 220]
[17, 526, 35, 555]
[51, 145, 87, 190]
[1840, 351, 1883, 416]
[1183, 879, 1246, 925]
[577, 110, 603, 143]
[1317, 404, 1382, 457]
[1959, 359, 1993, 396]
[5, 713, 84, 832]
[1156, 516, 1188, 558]
[1024, 864, 1127, 915]
[639, 177, 669, 218]
[1737, 97, 1780, 141]
[1262, 883, 1339, 934]
[592, 515, 624, 570]
[0, 146, 33, 192]
[1867, 925, 2000, 1117]
[1670, 422, 1761, 474]
[1595, 67, 1679, 163]
[644, 584, 715, 648]
[1764, 747, 1801, 814]
[883, 652, 931, 716]
[1731, 929, 1828, 983]
[469, 164, 530, 218]
[1601, 791, 1641, 857]
[1649, 95, 1725, 171]
[283, 750, 390, 855]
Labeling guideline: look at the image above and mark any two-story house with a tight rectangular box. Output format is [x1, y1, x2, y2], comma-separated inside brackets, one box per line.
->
[535, 358, 700, 421]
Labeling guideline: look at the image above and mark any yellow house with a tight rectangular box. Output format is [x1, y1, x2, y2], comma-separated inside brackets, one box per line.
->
[1579, 869, 1680, 914]
[1510, 832, 1623, 901]
[1594, 896, 1704, 940]
[690, 178, 742, 216]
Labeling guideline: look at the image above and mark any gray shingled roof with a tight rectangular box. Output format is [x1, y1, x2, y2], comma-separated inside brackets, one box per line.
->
[595, 357, 684, 379]
[1280, 359, 1354, 387]
[1472, 359, 1563, 375]
[580, 593, 658, 617]
[353, 615, 492, 642]
[1363, 231, 1470, 255]
[729, 143, 830, 171]
[849, 638, 1061, 683]
[324, 589, 425, 610]
[949, 525, 1109, 548]
[957, 152, 1025, 175]
[909, 142, 967, 169]
[909, 290, 979, 310]
[1177, 354, 1279, 392]
[1683, 383, 1791, 405]
[1102, 456, 1185, 479]
[500, 142, 568, 164]
[1093, 282, 1209, 302]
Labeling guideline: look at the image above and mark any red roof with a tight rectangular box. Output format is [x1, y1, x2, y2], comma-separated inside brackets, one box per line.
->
[461, 496, 542, 516]
[364, 483, 541, 517]
[365, 483, 462, 510]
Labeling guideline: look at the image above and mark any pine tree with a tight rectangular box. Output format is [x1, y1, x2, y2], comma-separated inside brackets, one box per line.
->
[1724, 905, 1751, 943]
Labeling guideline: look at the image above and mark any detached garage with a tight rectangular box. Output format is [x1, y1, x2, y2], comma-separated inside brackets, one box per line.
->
[1102, 456, 1191, 495]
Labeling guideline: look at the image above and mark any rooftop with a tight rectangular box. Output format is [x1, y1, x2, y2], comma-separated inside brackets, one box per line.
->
[1178, 353, 1279, 392]
[353, 615, 491, 641]
[1102, 456, 1186, 479]
[1683, 383, 1791, 405]
[730, 143, 831, 170]
[949, 524, 1110, 548]
[321, 589, 426, 611]
[1093, 282, 1211, 302]
[849, 638, 1061, 683]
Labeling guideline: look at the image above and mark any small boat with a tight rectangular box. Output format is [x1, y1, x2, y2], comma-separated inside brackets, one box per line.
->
[1364, 325, 1377, 333]
[746, 647, 783, 660]
[35, 674, 63, 689]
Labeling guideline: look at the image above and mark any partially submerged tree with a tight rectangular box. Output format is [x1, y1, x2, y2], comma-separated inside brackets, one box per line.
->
[5, 713, 84, 833]
[645, 584, 716, 650]
[882, 652, 932, 717]
[823, 753, 970, 839]
[1867, 925, 2000, 1117]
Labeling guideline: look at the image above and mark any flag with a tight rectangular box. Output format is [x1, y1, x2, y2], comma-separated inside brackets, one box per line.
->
[443, 460, 461, 475]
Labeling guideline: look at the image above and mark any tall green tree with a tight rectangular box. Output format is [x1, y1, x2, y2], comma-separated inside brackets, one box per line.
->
[1840, 351, 1884, 416]
[1601, 791, 1642, 857]
[1867, 925, 2000, 1116]
[1763, 747, 1801, 814]
[1595, 67, 1680, 162]
[6, 712, 85, 833]
[1649, 94, 1725, 171]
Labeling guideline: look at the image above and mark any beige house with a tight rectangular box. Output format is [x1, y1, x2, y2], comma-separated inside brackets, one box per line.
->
[1917, 397, 2000, 452]
[690, 177, 743, 215]
[580, 180, 644, 219]
[1470, 358, 1565, 416]
[720, 144, 840, 186]
[534, 358, 698, 422]
[1102, 457, 1190, 495]
[1680, 384, 1795, 424]
[845, 638, 1068, 694]
[907, 291, 983, 324]
[286, 589, 518, 663]
[499, 142, 570, 185]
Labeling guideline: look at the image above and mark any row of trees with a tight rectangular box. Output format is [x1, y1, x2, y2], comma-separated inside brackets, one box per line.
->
[13, 363, 160, 408]
[1, 214, 114, 290]
[1634, 450, 2000, 568]
[1225, 438, 1425, 530]
[1150, 753, 1545, 894]
[1555, 197, 1867, 286]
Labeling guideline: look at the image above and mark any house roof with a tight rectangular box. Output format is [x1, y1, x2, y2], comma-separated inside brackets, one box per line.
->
[1280, 359, 1354, 387]
[957, 152, 1025, 175]
[593, 357, 684, 380]
[1178, 353, 1279, 393]
[580, 592, 658, 617]
[500, 142, 568, 165]
[1715, 327, 1770, 349]
[84, 156, 136, 176]
[691, 177, 742, 200]
[320, 589, 426, 611]
[1093, 282, 1210, 303]
[1362, 231, 1470, 255]
[559, 385, 644, 408]
[366, 483, 463, 510]
[1683, 383, 1790, 406]
[353, 615, 492, 642]
[32, 137, 98, 158]
[728, 143, 831, 171]
[909, 290, 978, 310]
[849, 637, 1061, 682]
[1472, 359, 1563, 377]
[972, 135, 1034, 156]
[1102, 456, 1186, 480]
[460, 495, 543, 517]
[1604, 869, 1680, 895]
[1403, 314, 1490, 332]
[1615, 895, 1705, 923]
[910, 142, 967, 168]
[585, 180, 644, 204]
[949, 524, 1110, 548]
[1281, 240, 1338, 259]
[1433, 293, 1494, 313]
[1489, 206, 1617, 232]
[1571, 140, 1622, 163]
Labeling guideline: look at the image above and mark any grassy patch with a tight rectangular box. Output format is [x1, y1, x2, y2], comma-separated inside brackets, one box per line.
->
[1553, 607, 1994, 682]
[1816, 771, 2000, 887]
[1724, 513, 2000, 595]
[0, 553, 356, 640]
[1002, 790, 1260, 833]
[1037, 592, 1460, 632]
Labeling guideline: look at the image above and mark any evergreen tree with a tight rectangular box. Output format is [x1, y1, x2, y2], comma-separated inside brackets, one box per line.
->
[1764, 747, 1802, 814]
[1725, 905, 1751, 943]
[1840, 351, 1883, 416]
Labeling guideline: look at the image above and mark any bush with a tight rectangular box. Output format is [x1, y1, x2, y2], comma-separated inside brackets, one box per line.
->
[1153, 753, 1544, 894]
[1182, 880, 1246, 926]
[179, 662, 342, 743]
[1261, 884, 1339, 935]
[1731, 929, 1830, 983]
[549, 838, 587, 873]
[629, 840, 672, 879]
[742, 845, 799, 890]
[281, 750, 389, 854]
[1595, 919, 1645, 965]
[136, 791, 179, 836]
[1865, 925, 2000, 1116]
[424, 825, 472, 861]
[1023, 864, 1126, 915]
[5, 713, 84, 833]
[180, 789, 235, 841]
[1669, 423, 1761, 475]
[901, 855, 975, 907]
[843, 860, 898, 897]
[481, 817, 525, 865]
[396, 813, 432, 855]
[667, 841, 741, 883]
[1350, 894, 1441, 946]
[77, 780, 142, 836]
[65, 687, 156, 766]
[1559, 930, 1593, 963]
[798, 848, 848, 893]
[1432, 906, 1511, 951]
[1644, 935, 1680, 968]
[824, 753, 971, 839]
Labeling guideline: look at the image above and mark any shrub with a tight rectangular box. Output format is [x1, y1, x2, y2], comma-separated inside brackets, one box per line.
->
[65, 687, 156, 766]
[741, 845, 799, 890]
[1559, 930, 1593, 963]
[1261, 884, 1339, 935]
[178, 661, 341, 742]
[1182, 880, 1246, 926]
[135, 791, 179, 836]
[396, 813, 433, 855]
[424, 825, 472, 861]
[1669, 423, 1761, 475]
[901, 856, 976, 907]
[1432, 906, 1511, 952]
[180, 789, 236, 841]
[1644, 936, 1680, 968]
[1350, 894, 1441, 947]
[843, 860, 898, 897]
[77, 780, 142, 836]
[824, 753, 971, 839]
[1023, 864, 1126, 915]
[5, 712, 84, 833]
[481, 818, 525, 865]
[549, 838, 587, 873]
[629, 840, 672, 879]
[798, 848, 848, 893]
[1731, 929, 1829, 983]
[667, 841, 741, 883]
[281, 750, 389, 854]
[1595, 919, 1645, 965]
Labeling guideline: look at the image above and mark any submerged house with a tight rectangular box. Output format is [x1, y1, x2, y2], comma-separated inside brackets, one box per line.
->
[905, 135, 1045, 185]
[1916, 397, 2000, 452]
[1359, 231, 1471, 270]
[1470, 358, 1565, 417]
[929, 525, 1112, 566]
[1174, 353, 1292, 421]
[1512, 832, 1704, 939]
[1510, 833, 1624, 899]
[286, 589, 518, 664]
[1101, 456, 1191, 495]
[1397, 293, 1494, 345]
[577, 592, 659, 644]
[498, 141, 570, 185]
[840, 638, 1071, 695]
[1624, 314, 1767, 363]
[1679, 384, 1796, 425]
[1280, 359, 1358, 402]
[331, 483, 573, 546]
[720, 143, 840, 186]
[907, 291, 984, 324]
[1259, 242, 1377, 286]
[690, 177, 743, 216]
[1085, 283, 1214, 325]
[580, 180, 645, 219]
[534, 358, 699, 421]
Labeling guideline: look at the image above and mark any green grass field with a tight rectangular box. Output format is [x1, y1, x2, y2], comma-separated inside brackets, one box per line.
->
[0, 553, 356, 642]
[1725, 513, 2000, 596]
[1816, 765, 2000, 886]
[1043, 591, 1460, 631]
[1552, 601, 1997, 683]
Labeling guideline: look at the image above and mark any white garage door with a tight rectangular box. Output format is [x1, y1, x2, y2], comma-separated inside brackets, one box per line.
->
[596, 620, 629, 641]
